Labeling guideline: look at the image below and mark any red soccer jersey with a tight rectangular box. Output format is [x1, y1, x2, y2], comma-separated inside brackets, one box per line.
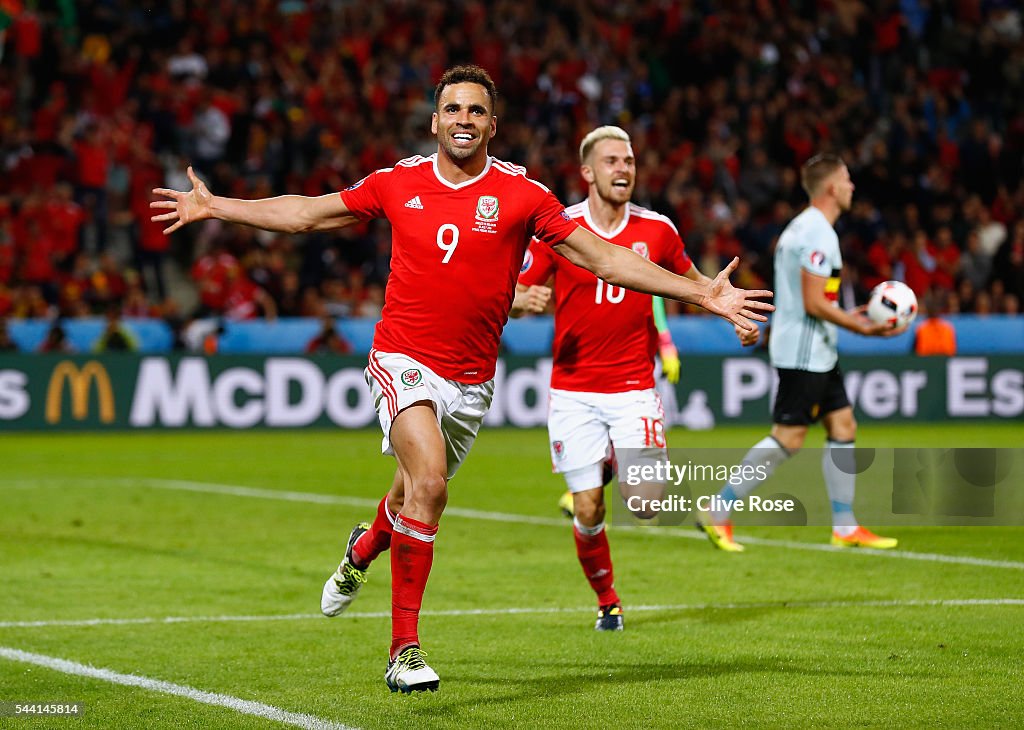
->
[341, 154, 578, 383]
[519, 201, 693, 393]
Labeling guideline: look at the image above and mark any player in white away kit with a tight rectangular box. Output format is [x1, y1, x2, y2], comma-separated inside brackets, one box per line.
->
[153, 66, 774, 693]
[697, 154, 902, 553]
[513, 126, 756, 629]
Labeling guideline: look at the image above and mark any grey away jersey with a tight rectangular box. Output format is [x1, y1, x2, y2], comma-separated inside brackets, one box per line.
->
[768, 206, 842, 372]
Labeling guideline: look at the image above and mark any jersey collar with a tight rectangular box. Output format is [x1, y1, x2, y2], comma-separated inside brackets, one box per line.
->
[583, 199, 631, 239]
[431, 154, 493, 190]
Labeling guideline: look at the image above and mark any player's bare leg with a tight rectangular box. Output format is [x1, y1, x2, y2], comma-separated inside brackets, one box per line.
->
[619, 479, 664, 521]
[770, 423, 808, 453]
[572, 486, 623, 631]
[384, 403, 447, 692]
[822, 407, 896, 549]
[321, 470, 404, 617]
[559, 453, 617, 518]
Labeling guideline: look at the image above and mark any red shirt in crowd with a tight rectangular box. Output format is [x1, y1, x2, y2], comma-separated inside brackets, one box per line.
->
[45, 198, 85, 260]
[74, 139, 110, 189]
[191, 252, 238, 311]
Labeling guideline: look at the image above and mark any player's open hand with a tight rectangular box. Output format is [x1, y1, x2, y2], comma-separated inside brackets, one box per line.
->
[150, 166, 213, 234]
[701, 257, 774, 331]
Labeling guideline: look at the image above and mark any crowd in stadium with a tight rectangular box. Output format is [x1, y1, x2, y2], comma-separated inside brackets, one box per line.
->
[1, 0, 1022, 327]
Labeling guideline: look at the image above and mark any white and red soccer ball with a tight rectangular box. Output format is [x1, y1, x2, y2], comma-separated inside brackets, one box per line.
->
[867, 280, 918, 329]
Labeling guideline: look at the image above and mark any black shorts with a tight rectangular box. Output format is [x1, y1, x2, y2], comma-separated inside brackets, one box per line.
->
[773, 365, 851, 426]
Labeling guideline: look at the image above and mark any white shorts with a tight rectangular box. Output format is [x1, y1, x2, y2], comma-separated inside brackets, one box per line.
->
[547, 387, 668, 493]
[365, 349, 494, 479]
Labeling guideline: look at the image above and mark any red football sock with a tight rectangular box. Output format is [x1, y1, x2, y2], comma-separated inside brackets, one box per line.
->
[390, 514, 437, 658]
[351, 494, 397, 569]
[573, 521, 619, 607]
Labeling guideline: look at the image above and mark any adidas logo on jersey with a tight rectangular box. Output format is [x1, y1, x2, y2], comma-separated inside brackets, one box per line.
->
[404, 196, 424, 209]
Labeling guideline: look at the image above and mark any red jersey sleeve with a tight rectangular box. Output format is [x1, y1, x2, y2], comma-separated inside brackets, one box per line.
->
[518, 240, 557, 286]
[526, 186, 578, 245]
[662, 228, 694, 276]
[338, 171, 385, 221]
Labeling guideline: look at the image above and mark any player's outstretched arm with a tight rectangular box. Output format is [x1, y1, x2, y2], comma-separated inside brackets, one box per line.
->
[151, 166, 360, 235]
[555, 228, 773, 331]
[801, 271, 907, 337]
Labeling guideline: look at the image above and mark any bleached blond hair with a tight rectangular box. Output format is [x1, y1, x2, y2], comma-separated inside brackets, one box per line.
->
[579, 126, 631, 164]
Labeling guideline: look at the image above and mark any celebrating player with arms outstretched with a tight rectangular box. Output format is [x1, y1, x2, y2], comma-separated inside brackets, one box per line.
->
[152, 66, 773, 694]
[513, 126, 756, 630]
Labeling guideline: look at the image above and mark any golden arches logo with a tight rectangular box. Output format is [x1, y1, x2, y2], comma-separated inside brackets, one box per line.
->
[45, 361, 115, 424]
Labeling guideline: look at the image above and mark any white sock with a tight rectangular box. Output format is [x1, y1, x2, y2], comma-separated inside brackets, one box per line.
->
[714, 436, 790, 522]
[573, 517, 605, 537]
[824, 439, 857, 536]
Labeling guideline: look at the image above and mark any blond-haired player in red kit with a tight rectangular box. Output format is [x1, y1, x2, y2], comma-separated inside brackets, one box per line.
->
[152, 66, 773, 694]
[513, 126, 757, 630]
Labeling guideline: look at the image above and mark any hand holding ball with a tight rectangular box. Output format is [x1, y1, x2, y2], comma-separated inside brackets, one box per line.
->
[867, 281, 918, 329]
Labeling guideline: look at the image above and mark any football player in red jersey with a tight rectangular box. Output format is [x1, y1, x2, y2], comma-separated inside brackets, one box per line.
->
[513, 126, 757, 630]
[152, 66, 773, 694]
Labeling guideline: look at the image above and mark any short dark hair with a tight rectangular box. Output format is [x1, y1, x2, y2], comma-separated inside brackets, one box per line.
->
[434, 65, 498, 113]
[800, 153, 846, 198]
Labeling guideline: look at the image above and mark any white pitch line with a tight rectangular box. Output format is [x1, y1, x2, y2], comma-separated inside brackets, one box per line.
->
[0, 646, 355, 730]
[11, 477, 1024, 571]
[2, 598, 1022, 630]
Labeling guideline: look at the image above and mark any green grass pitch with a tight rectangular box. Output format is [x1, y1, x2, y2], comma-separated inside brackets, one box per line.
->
[1, 423, 1022, 729]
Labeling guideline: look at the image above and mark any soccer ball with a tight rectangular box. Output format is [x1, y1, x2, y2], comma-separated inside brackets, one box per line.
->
[867, 281, 918, 328]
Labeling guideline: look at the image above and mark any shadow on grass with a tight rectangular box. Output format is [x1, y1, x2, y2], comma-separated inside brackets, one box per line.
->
[415, 654, 921, 715]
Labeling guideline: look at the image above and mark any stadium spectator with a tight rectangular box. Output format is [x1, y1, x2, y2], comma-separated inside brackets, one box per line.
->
[304, 315, 352, 355]
[121, 279, 153, 318]
[355, 283, 385, 319]
[72, 122, 110, 252]
[58, 253, 93, 318]
[931, 227, 962, 292]
[993, 221, 1024, 304]
[697, 154, 899, 553]
[914, 294, 958, 356]
[89, 253, 127, 311]
[221, 263, 277, 321]
[959, 230, 994, 293]
[0, 317, 15, 351]
[974, 290, 995, 316]
[45, 183, 85, 270]
[151, 64, 771, 694]
[38, 320, 73, 353]
[182, 318, 224, 355]
[129, 152, 172, 300]
[93, 306, 138, 352]
[190, 88, 231, 177]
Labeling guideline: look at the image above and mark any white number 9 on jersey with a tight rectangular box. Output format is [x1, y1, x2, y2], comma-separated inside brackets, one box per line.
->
[436, 224, 460, 264]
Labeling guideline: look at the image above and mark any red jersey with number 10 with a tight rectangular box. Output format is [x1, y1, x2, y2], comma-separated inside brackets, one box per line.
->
[519, 201, 693, 393]
[340, 154, 578, 383]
